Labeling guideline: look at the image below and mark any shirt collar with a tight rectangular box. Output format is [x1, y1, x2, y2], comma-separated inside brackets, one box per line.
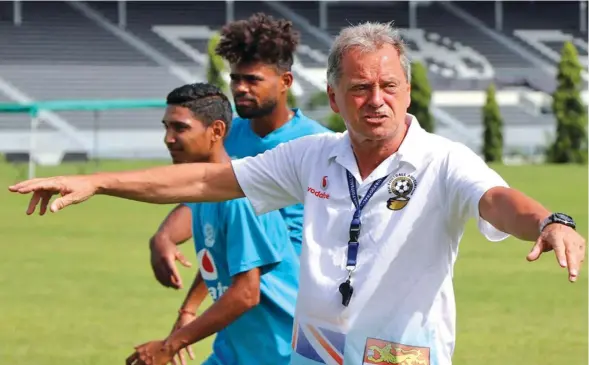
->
[292, 108, 302, 120]
[327, 114, 428, 183]
[395, 114, 427, 170]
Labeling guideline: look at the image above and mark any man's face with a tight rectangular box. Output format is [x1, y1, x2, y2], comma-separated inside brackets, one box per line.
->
[162, 105, 214, 164]
[230, 62, 286, 119]
[328, 44, 411, 143]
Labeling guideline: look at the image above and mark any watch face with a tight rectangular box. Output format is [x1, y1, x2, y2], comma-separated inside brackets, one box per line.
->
[555, 213, 573, 223]
[541, 213, 576, 232]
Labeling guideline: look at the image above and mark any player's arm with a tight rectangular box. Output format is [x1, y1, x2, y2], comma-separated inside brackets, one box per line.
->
[445, 143, 549, 241]
[479, 187, 550, 242]
[97, 162, 243, 204]
[166, 269, 209, 364]
[149, 203, 193, 289]
[166, 268, 262, 350]
[151, 203, 193, 245]
[177, 270, 209, 315]
[445, 143, 585, 282]
[167, 199, 287, 352]
[11, 135, 309, 215]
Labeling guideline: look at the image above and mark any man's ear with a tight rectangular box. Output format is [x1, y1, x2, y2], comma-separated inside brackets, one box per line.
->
[327, 85, 340, 113]
[211, 120, 226, 142]
[281, 71, 294, 92]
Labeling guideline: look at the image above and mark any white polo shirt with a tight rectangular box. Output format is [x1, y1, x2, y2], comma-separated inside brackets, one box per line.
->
[231, 115, 509, 365]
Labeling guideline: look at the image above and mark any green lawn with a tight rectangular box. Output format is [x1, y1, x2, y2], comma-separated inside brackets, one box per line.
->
[0, 161, 586, 364]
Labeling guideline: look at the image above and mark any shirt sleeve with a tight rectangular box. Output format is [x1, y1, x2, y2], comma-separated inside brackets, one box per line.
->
[231, 136, 312, 215]
[444, 143, 510, 242]
[224, 198, 287, 277]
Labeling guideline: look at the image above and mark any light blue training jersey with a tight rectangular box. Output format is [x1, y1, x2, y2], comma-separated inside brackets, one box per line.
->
[225, 108, 331, 255]
[188, 199, 300, 365]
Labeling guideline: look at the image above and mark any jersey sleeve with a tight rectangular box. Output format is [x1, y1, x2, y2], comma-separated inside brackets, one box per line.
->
[224, 198, 287, 277]
[444, 143, 510, 242]
[231, 135, 313, 215]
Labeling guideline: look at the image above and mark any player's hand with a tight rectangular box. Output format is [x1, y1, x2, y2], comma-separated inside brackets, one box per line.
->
[150, 236, 192, 289]
[527, 223, 586, 282]
[126, 339, 175, 365]
[168, 312, 196, 365]
[8, 175, 99, 214]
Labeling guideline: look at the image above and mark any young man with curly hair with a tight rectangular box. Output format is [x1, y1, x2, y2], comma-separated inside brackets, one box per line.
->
[148, 12, 330, 291]
[127, 82, 300, 365]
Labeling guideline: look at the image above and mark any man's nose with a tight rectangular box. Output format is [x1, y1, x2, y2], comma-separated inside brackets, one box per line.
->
[232, 80, 249, 95]
[369, 86, 385, 108]
[164, 130, 176, 145]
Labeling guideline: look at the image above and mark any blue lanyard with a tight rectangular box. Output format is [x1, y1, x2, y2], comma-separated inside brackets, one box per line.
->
[339, 171, 388, 307]
[345, 170, 388, 271]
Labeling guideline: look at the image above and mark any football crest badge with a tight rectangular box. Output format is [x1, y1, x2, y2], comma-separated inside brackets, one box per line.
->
[386, 173, 417, 211]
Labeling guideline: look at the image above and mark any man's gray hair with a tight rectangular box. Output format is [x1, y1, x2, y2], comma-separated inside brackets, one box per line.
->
[326, 21, 412, 86]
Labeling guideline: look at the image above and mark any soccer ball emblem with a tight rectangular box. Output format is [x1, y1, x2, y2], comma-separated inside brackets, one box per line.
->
[387, 174, 417, 211]
[392, 177, 414, 196]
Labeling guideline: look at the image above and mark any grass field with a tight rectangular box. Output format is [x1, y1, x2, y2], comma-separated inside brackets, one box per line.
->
[0, 160, 586, 365]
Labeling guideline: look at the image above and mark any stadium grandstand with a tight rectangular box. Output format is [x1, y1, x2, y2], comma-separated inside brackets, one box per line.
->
[0, 0, 587, 165]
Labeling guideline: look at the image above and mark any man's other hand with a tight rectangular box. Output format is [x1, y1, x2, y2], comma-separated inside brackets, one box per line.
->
[126, 339, 176, 365]
[168, 311, 197, 365]
[150, 236, 192, 289]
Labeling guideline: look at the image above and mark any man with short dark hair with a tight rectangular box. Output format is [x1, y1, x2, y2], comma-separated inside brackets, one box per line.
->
[133, 82, 299, 365]
[149, 13, 330, 291]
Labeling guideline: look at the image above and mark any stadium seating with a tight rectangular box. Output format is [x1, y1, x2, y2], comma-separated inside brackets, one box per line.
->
[0, 0, 585, 160]
[91, 1, 325, 106]
[0, 2, 153, 65]
[455, 1, 588, 90]
[0, 1, 186, 132]
[89, 1, 226, 66]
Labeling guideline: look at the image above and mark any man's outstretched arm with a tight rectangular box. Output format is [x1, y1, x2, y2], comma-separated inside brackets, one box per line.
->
[479, 186, 550, 242]
[98, 162, 243, 203]
[9, 134, 309, 215]
[479, 186, 586, 282]
[444, 143, 586, 283]
[9, 162, 243, 214]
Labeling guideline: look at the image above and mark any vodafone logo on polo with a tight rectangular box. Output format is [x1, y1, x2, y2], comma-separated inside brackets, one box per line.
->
[198, 222, 228, 299]
[198, 223, 218, 280]
[307, 175, 330, 199]
[198, 248, 218, 280]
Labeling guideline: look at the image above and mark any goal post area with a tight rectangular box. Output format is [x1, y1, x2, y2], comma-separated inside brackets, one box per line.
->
[0, 98, 167, 179]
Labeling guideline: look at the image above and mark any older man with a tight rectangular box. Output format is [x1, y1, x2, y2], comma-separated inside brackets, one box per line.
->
[10, 22, 585, 365]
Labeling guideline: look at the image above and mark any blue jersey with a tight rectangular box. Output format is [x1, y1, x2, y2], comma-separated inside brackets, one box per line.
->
[225, 108, 331, 254]
[188, 199, 300, 365]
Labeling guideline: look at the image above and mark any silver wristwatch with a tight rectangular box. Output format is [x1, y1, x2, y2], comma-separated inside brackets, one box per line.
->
[539, 213, 576, 233]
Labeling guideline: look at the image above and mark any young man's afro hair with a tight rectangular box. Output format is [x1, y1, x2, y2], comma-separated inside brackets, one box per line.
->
[215, 13, 300, 71]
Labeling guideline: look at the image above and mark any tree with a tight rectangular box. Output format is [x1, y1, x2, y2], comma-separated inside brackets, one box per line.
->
[207, 33, 227, 93]
[408, 61, 434, 133]
[306, 91, 329, 111]
[287, 89, 298, 108]
[325, 112, 346, 132]
[482, 83, 503, 163]
[300, 90, 344, 131]
[546, 41, 588, 164]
